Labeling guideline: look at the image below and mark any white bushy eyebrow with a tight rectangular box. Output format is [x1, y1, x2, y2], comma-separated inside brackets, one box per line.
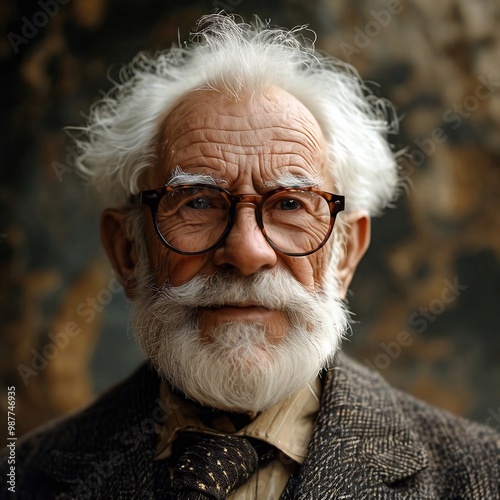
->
[262, 173, 323, 189]
[167, 167, 321, 189]
[166, 166, 227, 186]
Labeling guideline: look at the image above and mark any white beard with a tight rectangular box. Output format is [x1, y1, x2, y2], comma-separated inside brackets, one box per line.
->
[131, 267, 349, 412]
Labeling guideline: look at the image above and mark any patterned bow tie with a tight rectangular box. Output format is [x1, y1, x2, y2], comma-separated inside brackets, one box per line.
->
[170, 431, 276, 499]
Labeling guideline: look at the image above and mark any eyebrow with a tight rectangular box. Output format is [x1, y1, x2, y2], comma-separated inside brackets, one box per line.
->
[262, 173, 324, 189]
[166, 166, 227, 186]
[166, 167, 322, 189]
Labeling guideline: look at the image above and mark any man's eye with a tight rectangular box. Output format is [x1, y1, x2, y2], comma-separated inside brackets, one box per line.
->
[187, 197, 211, 209]
[279, 199, 301, 210]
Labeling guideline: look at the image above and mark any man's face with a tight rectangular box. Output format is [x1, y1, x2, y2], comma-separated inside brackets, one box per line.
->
[142, 86, 334, 344]
[107, 86, 358, 412]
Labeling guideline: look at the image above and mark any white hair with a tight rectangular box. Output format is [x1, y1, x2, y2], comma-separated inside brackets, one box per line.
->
[72, 13, 401, 215]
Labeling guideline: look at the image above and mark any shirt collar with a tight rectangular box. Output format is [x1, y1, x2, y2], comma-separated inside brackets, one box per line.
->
[155, 378, 322, 464]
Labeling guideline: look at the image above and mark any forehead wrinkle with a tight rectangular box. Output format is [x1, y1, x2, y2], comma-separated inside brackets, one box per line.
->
[161, 105, 323, 153]
[165, 141, 320, 172]
[173, 150, 319, 176]
[158, 101, 199, 159]
[166, 126, 323, 161]
[163, 99, 324, 150]
[163, 139, 323, 186]
[156, 87, 328, 190]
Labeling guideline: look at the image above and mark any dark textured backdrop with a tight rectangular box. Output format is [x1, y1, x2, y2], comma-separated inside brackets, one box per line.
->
[1, 0, 499, 441]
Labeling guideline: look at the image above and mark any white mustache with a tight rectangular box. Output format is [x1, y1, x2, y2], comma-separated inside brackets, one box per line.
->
[155, 268, 326, 312]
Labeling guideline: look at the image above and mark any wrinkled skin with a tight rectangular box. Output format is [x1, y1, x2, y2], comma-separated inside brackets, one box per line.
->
[101, 86, 370, 344]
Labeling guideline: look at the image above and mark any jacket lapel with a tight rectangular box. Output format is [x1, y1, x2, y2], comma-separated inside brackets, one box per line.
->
[286, 354, 432, 499]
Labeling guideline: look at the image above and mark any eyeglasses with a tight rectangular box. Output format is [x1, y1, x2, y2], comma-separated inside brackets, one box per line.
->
[130, 184, 345, 256]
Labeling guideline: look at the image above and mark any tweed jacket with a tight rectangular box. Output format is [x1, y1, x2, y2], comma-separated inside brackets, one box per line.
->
[1, 354, 499, 499]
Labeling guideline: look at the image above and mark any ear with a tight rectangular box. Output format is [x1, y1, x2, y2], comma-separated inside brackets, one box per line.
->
[100, 209, 139, 300]
[336, 212, 371, 300]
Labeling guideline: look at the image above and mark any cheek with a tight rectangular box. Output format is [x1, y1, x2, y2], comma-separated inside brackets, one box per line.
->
[284, 256, 316, 289]
[144, 231, 169, 286]
[309, 245, 332, 288]
[166, 255, 212, 287]
[145, 236, 212, 287]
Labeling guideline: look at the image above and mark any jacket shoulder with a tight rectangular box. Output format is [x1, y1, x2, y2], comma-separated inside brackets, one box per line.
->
[0, 363, 160, 498]
[394, 382, 500, 475]
[333, 355, 500, 496]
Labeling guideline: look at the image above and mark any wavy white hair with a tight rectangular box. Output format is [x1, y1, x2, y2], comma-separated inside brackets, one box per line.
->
[72, 13, 400, 215]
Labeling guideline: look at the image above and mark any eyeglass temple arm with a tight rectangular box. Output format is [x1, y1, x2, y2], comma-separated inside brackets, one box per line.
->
[129, 189, 164, 207]
[129, 193, 142, 206]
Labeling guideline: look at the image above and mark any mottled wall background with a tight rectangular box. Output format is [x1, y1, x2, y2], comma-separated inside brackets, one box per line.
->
[1, 0, 499, 441]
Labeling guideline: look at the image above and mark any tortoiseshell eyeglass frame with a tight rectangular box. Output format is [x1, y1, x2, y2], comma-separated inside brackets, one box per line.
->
[129, 184, 345, 257]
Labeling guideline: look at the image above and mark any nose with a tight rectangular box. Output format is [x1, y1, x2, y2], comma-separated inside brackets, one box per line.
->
[212, 205, 278, 276]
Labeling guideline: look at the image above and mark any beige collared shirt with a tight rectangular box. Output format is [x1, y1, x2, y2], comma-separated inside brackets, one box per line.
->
[155, 378, 321, 499]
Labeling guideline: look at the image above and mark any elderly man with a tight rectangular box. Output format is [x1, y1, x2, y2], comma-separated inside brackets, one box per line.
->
[2, 13, 499, 499]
